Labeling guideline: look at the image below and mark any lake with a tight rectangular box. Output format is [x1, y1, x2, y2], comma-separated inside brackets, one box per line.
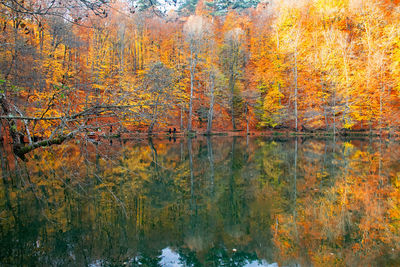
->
[0, 136, 399, 266]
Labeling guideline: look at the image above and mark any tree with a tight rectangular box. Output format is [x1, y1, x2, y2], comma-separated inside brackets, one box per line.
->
[249, 7, 288, 128]
[276, 5, 303, 131]
[206, 0, 260, 15]
[1, 0, 109, 20]
[142, 62, 175, 134]
[178, 0, 200, 15]
[183, 15, 211, 132]
[220, 27, 246, 130]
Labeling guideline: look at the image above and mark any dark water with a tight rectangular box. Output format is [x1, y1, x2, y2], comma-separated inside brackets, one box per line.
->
[1, 136, 400, 266]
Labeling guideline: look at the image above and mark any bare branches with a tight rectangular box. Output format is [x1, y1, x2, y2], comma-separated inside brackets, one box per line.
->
[0, 90, 148, 159]
[0, 104, 145, 121]
[1, 0, 110, 18]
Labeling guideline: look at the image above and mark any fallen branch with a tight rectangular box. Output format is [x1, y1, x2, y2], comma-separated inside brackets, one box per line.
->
[14, 131, 76, 161]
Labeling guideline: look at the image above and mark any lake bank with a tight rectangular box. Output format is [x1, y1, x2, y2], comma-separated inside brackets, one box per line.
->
[97, 129, 400, 141]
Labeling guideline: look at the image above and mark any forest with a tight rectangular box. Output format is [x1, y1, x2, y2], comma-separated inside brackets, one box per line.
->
[1, 1, 400, 265]
[1, 0, 400, 157]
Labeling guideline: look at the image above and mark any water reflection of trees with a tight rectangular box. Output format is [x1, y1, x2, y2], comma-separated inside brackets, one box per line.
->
[0, 137, 400, 266]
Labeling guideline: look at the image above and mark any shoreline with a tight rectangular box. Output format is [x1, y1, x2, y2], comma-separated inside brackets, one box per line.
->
[98, 129, 400, 140]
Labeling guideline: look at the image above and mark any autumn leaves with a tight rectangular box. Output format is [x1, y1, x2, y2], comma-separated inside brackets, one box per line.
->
[1, 0, 400, 147]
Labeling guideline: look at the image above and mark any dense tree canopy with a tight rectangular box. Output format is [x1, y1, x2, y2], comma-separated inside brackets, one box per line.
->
[1, 0, 400, 157]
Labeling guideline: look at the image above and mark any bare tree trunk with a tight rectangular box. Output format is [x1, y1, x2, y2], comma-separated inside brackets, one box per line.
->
[133, 30, 137, 73]
[379, 84, 384, 136]
[188, 67, 194, 132]
[138, 27, 144, 70]
[230, 75, 237, 131]
[324, 106, 328, 131]
[343, 53, 350, 126]
[245, 102, 249, 135]
[148, 96, 159, 135]
[180, 105, 184, 132]
[206, 73, 215, 135]
[294, 51, 298, 132]
[333, 87, 336, 138]
[188, 47, 197, 132]
[119, 23, 126, 72]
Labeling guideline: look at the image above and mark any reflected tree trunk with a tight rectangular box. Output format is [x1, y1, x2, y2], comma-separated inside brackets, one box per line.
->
[229, 136, 239, 225]
[187, 137, 195, 215]
[148, 137, 159, 176]
[342, 139, 350, 235]
[293, 138, 298, 205]
[180, 139, 184, 162]
[206, 136, 214, 194]
[293, 138, 299, 242]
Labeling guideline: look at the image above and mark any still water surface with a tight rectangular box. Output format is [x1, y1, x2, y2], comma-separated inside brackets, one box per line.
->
[1, 136, 400, 266]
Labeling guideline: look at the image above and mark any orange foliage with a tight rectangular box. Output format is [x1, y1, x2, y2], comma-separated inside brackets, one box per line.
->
[1, 0, 400, 137]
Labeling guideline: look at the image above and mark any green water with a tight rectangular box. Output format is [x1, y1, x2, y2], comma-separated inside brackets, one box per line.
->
[0, 136, 399, 266]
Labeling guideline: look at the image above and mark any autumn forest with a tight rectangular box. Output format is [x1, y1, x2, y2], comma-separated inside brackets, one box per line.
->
[1, 1, 400, 266]
[1, 0, 400, 157]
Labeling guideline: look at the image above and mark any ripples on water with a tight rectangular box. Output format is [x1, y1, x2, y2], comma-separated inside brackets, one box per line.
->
[0, 136, 399, 266]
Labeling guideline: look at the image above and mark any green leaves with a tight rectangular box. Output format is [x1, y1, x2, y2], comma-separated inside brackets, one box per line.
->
[206, 0, 260, 15]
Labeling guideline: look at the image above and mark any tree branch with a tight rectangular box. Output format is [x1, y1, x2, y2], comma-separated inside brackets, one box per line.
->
[14, 131, 77, 161]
